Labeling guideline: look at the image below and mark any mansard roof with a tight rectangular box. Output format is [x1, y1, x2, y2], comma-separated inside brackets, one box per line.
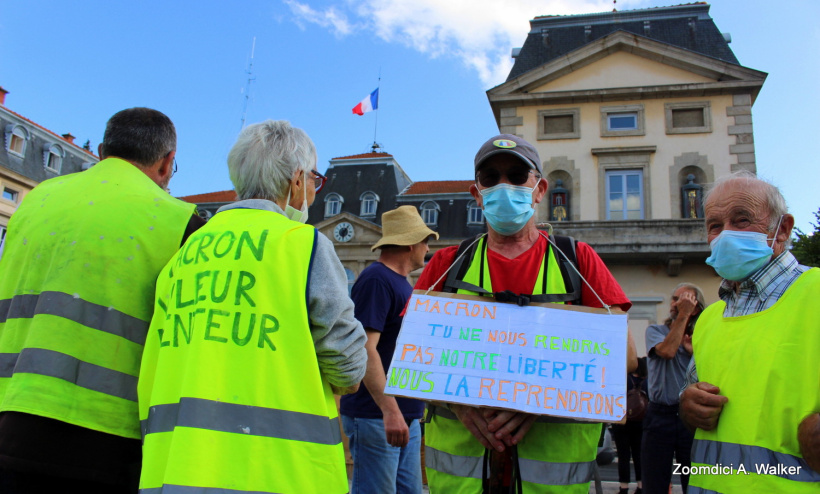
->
[508, 3, 738, 81]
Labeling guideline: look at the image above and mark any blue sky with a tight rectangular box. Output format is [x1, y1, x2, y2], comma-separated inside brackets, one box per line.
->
[1, 0, 818, 232]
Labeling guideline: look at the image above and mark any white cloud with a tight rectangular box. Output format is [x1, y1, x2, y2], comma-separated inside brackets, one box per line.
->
[285, 0, 650, 87]
[284, 0, 357, 37]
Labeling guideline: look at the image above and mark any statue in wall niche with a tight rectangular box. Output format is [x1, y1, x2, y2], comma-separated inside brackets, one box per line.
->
[550, 179, 569, 222]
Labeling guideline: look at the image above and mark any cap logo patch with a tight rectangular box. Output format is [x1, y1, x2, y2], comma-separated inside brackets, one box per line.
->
[493, 139, 517, 149]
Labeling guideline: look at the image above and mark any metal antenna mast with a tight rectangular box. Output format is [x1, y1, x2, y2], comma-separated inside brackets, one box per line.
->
[240, 37, 256, 130]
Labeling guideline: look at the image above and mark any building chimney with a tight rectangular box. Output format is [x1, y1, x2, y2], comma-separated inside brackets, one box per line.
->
[0, 87, 8, 105]
[62, 133, 76, 144]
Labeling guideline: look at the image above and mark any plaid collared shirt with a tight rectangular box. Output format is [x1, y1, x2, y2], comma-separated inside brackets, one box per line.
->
[683, 251, 809, 387]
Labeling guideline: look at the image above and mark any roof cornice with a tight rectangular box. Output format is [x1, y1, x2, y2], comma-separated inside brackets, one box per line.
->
[396, 192, 473, 202]
[489, 79, 765, 107]
[328, 156, 399, 167]
[490, 30, 766, 98]
[530, 3, 711, 30]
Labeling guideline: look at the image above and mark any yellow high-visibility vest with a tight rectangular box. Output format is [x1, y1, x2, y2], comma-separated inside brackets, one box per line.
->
[689, 268, 820, 493]
[426, 236, 600, 494]
[0, 158, 194, 438]
[139, 208, 347, 494]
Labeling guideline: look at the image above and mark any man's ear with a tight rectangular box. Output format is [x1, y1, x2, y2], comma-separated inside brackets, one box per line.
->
[469, 183, 482, 208]
[777, 214, 795, 244]
[157, 150, 175, 182]
[532, 178, 549, 205]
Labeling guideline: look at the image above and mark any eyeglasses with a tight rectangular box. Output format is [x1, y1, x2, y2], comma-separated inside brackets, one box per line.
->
[476, 167, 538, 188]
[311, 169, 327, 192]
[173, 158, 178, 175]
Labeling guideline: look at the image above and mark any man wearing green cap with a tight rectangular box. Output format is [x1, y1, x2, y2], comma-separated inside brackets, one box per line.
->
[341, 205, 438, 494]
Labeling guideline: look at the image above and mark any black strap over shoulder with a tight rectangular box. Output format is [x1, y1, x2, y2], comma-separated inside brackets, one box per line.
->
[547, 234, 582, 305]
[443, 234, 489, 295]
[442, 233, 582, 305]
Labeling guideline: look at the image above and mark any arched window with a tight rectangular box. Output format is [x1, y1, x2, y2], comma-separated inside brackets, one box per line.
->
[359, 191, 379, 218]
[44, 144, 65, 173]
[324, 193, 343, 218]
[344, 268, 356, 295]
[467, 200, 483, 224]
[420, 201, 440, 226]
[5, 124, 29, 157]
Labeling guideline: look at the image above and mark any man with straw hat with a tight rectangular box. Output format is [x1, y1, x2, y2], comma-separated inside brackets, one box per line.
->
[341, 205, 438, 494]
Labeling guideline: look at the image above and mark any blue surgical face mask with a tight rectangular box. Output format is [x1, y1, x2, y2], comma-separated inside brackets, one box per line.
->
[479, 183, 535, 235]
[705, 216, 782, 281]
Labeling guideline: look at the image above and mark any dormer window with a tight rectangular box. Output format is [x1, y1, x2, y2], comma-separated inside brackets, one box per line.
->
[359, 191, 379, 218]
[420, 201, 440, 226]
[467, 200, 483, 224]
[325, 193, 343, 218]
[5, 125, 29, 157]
[44, 144, 65, 173]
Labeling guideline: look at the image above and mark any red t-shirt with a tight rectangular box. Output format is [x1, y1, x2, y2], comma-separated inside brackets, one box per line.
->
[414, 235, 631, 312]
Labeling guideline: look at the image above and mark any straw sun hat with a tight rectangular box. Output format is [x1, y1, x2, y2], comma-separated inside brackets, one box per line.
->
[371, 206, 439, 251]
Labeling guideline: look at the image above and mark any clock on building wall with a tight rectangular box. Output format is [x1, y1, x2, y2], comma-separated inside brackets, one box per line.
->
[333, 222, 355, 243]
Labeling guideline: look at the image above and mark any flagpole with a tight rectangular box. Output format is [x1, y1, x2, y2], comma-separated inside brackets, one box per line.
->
[372, 68, 381, 153]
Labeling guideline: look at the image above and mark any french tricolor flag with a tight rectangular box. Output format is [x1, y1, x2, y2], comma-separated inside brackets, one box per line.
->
[352, 88, 379, 115]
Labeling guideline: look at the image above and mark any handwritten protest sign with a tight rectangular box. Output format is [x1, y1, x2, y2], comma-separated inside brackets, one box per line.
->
[386, 291, 629, 422]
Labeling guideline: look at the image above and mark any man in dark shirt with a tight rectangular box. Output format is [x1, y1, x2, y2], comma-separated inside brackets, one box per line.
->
[340, 206, 438, 494]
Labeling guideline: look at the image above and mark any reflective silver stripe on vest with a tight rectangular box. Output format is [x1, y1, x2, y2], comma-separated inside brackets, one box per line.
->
[0, 292, 148, 345]
[142, 397, 342, 446]
[141, 485, 279, 494]
[424, 445, 484, 479]
[0, 347, 137, 401]
[424, 444, 594, 486]
[428, 406, 596, 485]
[0, 353, 17, 377]
[519, 457, 595, 486]
[693, 439, 820, 482]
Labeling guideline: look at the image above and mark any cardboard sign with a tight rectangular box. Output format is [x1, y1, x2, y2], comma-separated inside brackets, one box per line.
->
[386, 291, 629, 422]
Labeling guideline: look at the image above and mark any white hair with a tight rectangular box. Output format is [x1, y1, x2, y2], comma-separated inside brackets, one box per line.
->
[228, 120, 317, 201]
[705, 170, 788, 231]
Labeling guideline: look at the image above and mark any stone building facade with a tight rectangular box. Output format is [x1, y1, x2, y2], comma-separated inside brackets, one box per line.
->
[180, 4, 767, 354]
[0, 87, 99, 243]
[488, 3, 765, 352]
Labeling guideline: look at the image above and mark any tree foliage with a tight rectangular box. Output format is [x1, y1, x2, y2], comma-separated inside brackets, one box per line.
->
[792, 208, 820, 267]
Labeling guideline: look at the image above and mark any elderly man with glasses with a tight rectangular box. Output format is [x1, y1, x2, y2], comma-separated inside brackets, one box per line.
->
[414, 134, 635, 494]
[137, 120, 367, 494]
